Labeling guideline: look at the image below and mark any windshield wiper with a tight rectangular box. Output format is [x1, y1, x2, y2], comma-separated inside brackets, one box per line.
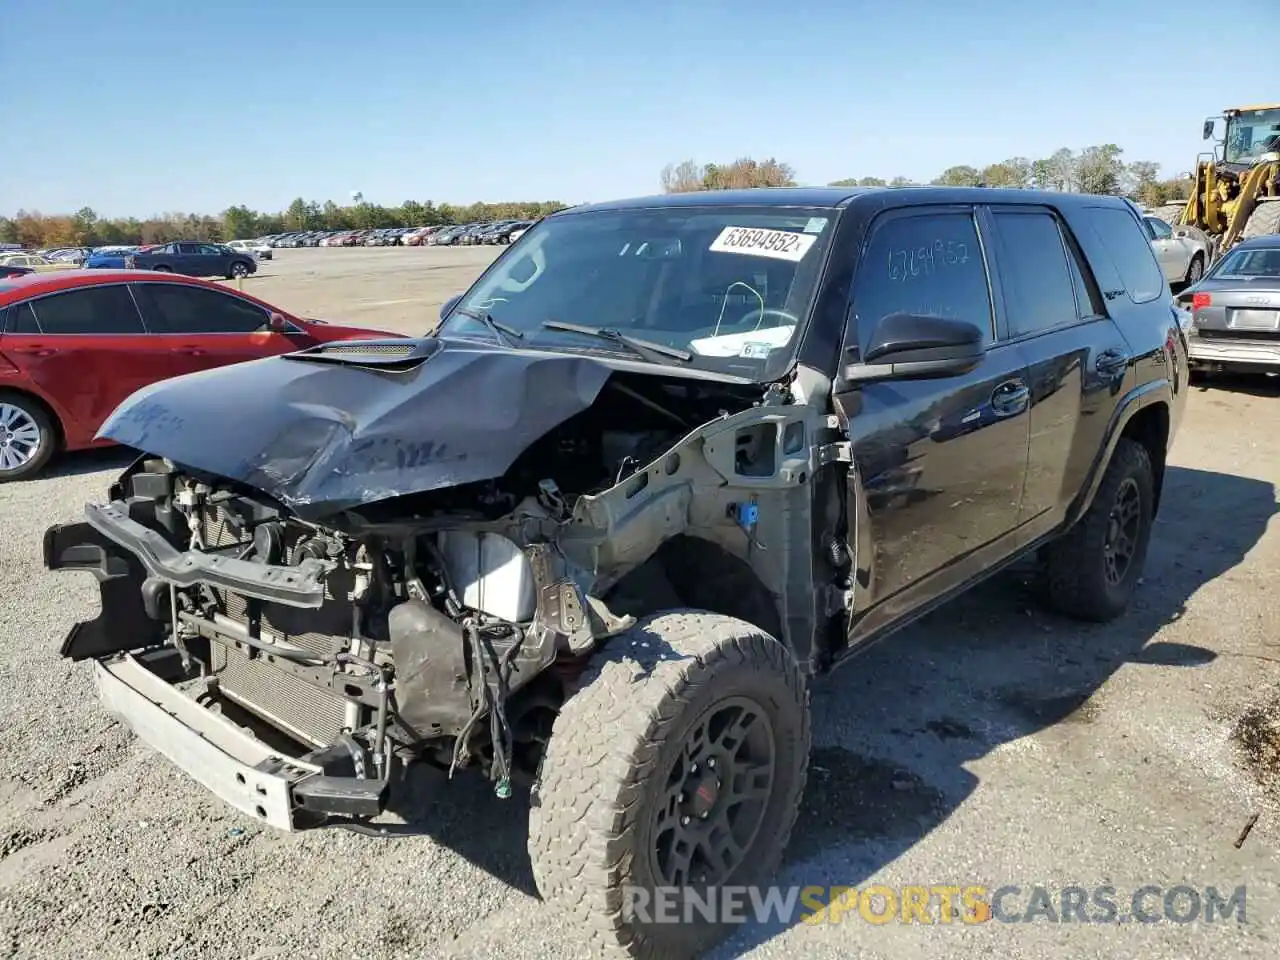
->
[541, 320, 691, 364]
[453, 307, 524, 348]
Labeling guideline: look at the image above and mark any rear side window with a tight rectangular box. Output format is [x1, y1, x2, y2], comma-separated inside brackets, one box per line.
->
[851, 210, 994, 352]
[136, 283, 268, 334]
[1082, 207, 1166, 303]
[989, 211, 1080, 338]
[28, 286, 146, 335]
[8, 302, 41, 333]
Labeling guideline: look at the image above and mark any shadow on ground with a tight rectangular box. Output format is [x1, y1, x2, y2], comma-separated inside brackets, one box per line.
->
[36, 446, 138, 480]
[1191, 371, 1280, 399]
[359, 465, 1279, 953]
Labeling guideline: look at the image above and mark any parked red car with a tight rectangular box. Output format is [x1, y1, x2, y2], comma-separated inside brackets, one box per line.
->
[0, 269, 403, 480]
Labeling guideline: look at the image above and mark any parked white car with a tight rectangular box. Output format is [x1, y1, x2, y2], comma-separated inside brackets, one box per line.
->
[1142, 215, 1211, 285]
[226, 239, 273, 261]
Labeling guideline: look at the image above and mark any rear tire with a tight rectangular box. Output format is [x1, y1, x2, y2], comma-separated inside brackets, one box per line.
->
[1042, 438, 1155, 622]
[0, 391, 57, 482]
[1241, 200, 1280, 241]
[152, 264, 172, 272]
[528, 610, 810, 958]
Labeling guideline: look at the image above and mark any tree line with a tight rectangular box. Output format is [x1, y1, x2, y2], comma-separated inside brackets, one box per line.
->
[662, 146, 1189, 207]
[0, 198, 569, 249]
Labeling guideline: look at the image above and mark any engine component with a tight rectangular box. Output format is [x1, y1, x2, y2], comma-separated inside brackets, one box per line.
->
[387, 599, 472, 739]
[436, 531, 537, 622]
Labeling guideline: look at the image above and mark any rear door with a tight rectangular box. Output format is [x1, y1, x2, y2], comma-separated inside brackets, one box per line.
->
[833, 205, 1031, 638]
[132, 281, 309, 374]
[1, 284, 171, 436]
[982, 204, 1134, 535]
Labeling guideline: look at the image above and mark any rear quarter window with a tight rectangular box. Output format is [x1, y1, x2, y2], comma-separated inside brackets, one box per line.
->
[1081, 206, 1167, 304]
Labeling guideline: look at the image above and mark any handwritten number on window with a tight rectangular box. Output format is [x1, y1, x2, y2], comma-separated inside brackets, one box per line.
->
[887, 240, 969, 281]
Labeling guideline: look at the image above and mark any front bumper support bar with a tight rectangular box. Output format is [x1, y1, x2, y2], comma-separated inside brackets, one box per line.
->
[82, 500, 330, 608]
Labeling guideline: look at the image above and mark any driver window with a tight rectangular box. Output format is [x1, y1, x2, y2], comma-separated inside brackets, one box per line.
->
[848, 210, 994, 359]
[134, 283, 269, 333]
[1145, 217, 1173, 240]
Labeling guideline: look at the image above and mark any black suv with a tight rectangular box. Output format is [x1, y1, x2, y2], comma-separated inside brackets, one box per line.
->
[46, 187, 1185, 957]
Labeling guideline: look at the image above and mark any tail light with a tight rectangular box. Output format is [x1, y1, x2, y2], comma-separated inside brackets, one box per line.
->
[1191, 292, 1212, 310]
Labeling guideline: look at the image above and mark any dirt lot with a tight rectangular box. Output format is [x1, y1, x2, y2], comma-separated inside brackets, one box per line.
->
[1, 248, 1278, 959]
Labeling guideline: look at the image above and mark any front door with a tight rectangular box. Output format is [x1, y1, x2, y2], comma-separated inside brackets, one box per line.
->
[131, 281, 305, 375]
[832, 206, 1031, 640]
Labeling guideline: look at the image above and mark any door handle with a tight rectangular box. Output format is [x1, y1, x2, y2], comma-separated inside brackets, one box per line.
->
[174, 346, 205, 356]
[10, 346, 56, 357]
[991, 379, 1030, 416]
[1095, 349, 1129, 375]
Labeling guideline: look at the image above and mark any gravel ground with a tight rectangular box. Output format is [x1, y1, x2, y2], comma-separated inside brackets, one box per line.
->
[1, 249, 1278, 958]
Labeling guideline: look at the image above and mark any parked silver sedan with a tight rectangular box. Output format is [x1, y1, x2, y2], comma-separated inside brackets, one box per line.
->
[1177, 234, 1280, 375]
[1142, 214, 1211, 286]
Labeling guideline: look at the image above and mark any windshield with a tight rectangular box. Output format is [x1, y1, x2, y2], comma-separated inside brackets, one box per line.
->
[441, 204, 838, 378]
[1224, 107, 1280, 164]
[1209, 246, 1280, 279]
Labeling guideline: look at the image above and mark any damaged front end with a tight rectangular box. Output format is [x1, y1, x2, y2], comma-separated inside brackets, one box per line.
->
[45, 344, 837, 830]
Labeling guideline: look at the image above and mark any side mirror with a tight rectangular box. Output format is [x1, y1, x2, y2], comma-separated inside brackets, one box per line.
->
[1202, 118, 1215, 140]
[1172, 228, 1189, 239]
[843, 313, 986, 384]
[440, 294, 462, 321]
[268, 312, 288, 333]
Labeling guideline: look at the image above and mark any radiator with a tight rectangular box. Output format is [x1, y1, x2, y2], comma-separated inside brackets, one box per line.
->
[200, 506, 351, 748]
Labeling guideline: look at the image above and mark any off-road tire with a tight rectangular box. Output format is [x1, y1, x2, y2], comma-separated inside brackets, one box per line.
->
[1042, 438, 1154, 622]
[0, 390, 57, 482]
[1241, 199, 1280, 241]
[528, 610, 810, 958]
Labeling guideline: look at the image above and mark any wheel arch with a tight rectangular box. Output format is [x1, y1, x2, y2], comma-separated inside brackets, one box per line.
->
[604, 533, 785, 648]
[1066, 384, 1171, 529]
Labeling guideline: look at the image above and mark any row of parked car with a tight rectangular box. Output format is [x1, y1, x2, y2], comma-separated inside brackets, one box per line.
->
[264, 220, 534, 248]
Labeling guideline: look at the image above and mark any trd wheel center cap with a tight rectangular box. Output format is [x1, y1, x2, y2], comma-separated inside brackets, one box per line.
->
[686, 770, 721, 819]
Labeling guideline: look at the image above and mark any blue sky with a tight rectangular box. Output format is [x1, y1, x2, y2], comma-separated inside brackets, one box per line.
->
[0, 0, 1272, 217]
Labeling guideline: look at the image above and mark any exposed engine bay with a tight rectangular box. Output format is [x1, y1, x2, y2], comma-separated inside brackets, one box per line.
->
[48, 366, 842, 822]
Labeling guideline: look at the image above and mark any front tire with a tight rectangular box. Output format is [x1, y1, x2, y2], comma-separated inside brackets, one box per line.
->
[529, 610, 810, 958]
[0, 392, 57, 482]
[1184, 252, 1204, 284]
[1042, 438, 1155, 622]
[229, 262, 250, 279]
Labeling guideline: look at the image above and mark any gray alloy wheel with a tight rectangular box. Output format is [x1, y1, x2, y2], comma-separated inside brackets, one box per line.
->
[0, 396, 55, 481]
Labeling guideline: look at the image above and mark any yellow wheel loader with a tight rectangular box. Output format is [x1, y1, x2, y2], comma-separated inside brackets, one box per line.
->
[1159, 104, 1280, 257]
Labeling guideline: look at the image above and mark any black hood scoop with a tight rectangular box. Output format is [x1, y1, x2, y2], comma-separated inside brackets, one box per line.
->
[284, 336, 443, 373]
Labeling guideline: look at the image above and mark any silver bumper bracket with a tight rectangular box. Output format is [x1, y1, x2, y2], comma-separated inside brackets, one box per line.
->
[95, 654, 320, 830]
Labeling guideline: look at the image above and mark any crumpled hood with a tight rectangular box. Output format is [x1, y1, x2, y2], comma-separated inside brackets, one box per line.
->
[97, 337, 616, 519]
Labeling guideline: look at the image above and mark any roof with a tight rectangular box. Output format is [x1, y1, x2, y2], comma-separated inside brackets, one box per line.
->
[564, 187, 869, 213]
[0, 268, 233, 307]
[560, 185, 1138, 216]
[1232, 233, 1280, 250]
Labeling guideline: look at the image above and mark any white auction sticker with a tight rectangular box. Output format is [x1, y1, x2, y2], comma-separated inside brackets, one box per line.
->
[709, 226, 817, 262]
